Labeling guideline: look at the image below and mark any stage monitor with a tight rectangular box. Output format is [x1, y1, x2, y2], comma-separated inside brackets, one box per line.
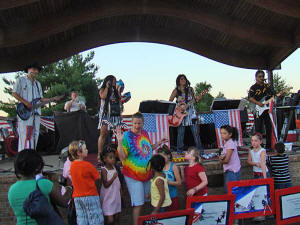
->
[139, 100, 176, 115]
[210, 99, 241, 111]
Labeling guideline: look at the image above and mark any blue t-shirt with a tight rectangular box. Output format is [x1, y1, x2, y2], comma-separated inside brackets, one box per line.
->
[163, 162, 177, 198]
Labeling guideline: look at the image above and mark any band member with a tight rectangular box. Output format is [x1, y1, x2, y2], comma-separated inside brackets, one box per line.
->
[12, 63, 59, 151]
[169, 74, 204, 155]
[64, 90, 86, 112]
[97, 75, 121, 164]
[248, 70, 275, 151]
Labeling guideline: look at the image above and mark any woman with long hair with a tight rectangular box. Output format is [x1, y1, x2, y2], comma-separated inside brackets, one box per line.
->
[97, 75, 121, 165]
[169, 74, 204, 155]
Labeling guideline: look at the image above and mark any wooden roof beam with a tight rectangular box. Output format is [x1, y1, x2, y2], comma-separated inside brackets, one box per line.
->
[0, 0, 39, 10]
[0, 26, 268, 72]
[0, 0, 292, 48]
[246, 0, 300, 18]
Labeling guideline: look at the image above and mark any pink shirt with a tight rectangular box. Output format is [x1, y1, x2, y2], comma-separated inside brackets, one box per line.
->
[222, 139, 241, 173]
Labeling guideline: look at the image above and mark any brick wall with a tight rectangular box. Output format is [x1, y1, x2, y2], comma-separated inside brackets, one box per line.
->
[1, 154, 300, 225]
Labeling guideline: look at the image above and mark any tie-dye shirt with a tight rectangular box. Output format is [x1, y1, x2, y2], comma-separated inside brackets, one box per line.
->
[118, 130, 153, 181]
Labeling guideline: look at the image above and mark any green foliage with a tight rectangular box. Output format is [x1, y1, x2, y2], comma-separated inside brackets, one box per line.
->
[0, 51, 101, 117]
[273, 73, 292, 96]
[216, 91, 225, 98]
[194, 81, 214, 113]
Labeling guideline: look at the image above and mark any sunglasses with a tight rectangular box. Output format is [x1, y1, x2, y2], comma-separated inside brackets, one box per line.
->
[78, 140, 85, 149]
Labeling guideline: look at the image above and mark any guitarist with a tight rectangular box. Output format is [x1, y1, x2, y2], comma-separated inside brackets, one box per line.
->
[169, 74, 204, 155]
[12, 63, 59, 151]
[248, 70, 275, 151]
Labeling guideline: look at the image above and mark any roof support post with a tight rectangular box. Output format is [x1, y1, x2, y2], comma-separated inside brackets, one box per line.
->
[267, 70, 274, 87]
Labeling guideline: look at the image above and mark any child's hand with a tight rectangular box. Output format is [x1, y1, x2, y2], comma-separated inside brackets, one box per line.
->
[145, 194, 150, 199]
[255, 162, 261, 168]
[112, 171, 118, 179]
[187, 188, 196, 196]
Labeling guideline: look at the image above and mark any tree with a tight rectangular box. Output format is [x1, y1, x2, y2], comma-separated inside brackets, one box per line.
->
[194, 81, 214, 112]
[0, 51, 101, 117]
[273, 73, 292, 96]
[215, 91, 225, 99]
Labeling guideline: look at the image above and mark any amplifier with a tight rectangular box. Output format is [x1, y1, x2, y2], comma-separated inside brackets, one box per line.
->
[139, 100, 176, 115]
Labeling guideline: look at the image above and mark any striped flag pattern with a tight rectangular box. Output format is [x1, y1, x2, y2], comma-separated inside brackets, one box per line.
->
[40, 116, 55, 131]
[0, 120, 14, 135]
[268, 100, 278, 149]
[112, 114, 170, 150]
[213, 109, 243, 148]
[246, 112, 255, 133]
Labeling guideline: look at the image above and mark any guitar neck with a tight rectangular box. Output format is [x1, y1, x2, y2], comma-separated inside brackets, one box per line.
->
[32, 97, 55, 110]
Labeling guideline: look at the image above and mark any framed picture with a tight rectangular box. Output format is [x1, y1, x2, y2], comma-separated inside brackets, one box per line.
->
[227, 178, 275, 219]
[186, 194, 235, 225]
[275, 186, 300, 225]
[138, 208, 194, 225]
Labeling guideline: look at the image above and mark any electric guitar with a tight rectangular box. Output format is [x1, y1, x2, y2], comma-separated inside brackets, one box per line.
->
[168, 89, 208, 127]
[17, 95, 64, 121]
[249, 88, 292, 117]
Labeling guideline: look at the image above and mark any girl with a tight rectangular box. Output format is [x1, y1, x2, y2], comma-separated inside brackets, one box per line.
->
[100, 145, 121, 225]
[69, 140, 104, 225]
[248, 133, 269, 179]
[218, 125, 241, 193]
[97, 75, 121, 165]
[8, 149, 71, 225]
[149, 154, 172, 214]
[157, 145, 181, 211]
[181, 147, 208, 197]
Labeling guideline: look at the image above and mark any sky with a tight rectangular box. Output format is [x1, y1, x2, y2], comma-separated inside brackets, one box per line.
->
[0, 42, 299, 116]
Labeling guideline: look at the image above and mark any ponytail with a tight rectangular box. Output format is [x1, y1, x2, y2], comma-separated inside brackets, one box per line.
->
[187, 146, 202, 165]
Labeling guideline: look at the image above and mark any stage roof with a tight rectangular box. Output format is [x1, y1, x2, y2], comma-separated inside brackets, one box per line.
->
[0, 0, 299, 72]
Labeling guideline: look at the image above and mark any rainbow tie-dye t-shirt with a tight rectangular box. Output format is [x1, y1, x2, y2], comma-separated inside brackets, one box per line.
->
[118, 130, 153, 181]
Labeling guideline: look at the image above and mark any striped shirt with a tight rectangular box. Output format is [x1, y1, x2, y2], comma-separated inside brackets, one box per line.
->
[267, 154, 291, 184]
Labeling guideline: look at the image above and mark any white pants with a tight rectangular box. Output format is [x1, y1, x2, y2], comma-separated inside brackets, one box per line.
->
[17, 115, 40, 151]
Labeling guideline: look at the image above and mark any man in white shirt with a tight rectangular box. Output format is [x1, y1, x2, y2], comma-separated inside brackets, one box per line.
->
[12, 63, 58, 151]
[64, 91, 86, 112]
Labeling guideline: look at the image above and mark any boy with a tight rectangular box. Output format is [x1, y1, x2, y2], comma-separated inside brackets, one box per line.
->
[267, 142, 292, 189]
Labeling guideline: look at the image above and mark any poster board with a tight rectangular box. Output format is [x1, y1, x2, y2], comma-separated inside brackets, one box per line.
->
[138, 208, 194, 225]
[275, 186, 300, 225]
[227, 178, 275, 219]
[186, 194, 235, 225]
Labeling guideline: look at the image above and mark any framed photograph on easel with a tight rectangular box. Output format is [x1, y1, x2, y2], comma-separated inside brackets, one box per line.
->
[275, 186, 300, 225]
[227, 178, 275, 219]
[186, 194, 235, 225]
[138, 208, 194, 225]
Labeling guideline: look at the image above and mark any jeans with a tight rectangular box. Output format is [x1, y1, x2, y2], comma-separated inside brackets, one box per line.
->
[254, 110, 272, 149]
[274, 182, 292, 190]
[177, 124, 204, 155]
[224, 170, 241, 193]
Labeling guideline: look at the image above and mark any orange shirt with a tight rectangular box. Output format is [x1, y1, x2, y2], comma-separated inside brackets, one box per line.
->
[70, 160, 100, 198]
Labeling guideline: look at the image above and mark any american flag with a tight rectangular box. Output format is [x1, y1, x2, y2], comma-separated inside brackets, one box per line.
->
[213, 109, 243, 148]
[268, 100, 278, 148]
[112, 114, 170, 150]
[246, 112, 255, 133]
[0, 120, 14, 135]
[40, 116, 55, 131]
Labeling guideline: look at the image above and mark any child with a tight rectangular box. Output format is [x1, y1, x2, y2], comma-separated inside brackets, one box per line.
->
[247, 133, 269, 179]
[218, 125, 241, 193]
[69, 140, 104, 225]
[157, 145, 182, 211]
[267, 142, 292, 189]
[100, 145, 121, 225]
[149, 154, 172, 214]
[181, 147, 208, 196]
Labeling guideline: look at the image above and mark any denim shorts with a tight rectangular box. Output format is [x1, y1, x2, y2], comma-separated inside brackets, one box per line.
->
[124, 176, 150, 207]
[224, 170, 241, 193]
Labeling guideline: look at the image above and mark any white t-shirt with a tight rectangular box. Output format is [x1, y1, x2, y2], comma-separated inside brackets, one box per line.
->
[250, 148, 269, 173]
[64, 99, 85, 112]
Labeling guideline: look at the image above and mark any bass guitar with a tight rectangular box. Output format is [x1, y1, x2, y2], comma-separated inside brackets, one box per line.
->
[17, 95, 64, 121]
[168, 89, 208, 127]
[249, 88, 291, 117]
